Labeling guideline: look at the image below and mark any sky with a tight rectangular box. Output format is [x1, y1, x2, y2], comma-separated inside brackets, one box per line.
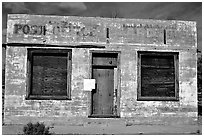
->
[2, 2, 202, 52]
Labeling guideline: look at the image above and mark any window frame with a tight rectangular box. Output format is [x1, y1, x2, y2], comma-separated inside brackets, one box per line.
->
[137, 51, 179, 101]
[26, 48, 72, 100]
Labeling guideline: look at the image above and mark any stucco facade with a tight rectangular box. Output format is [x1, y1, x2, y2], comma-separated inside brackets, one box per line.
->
[4, 14, 197, 125]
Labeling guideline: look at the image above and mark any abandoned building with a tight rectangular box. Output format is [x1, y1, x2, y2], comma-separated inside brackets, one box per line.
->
[3, 14, 198, 125]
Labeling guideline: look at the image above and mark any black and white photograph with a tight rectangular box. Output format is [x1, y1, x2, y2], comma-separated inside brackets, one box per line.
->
[1, 1, 202, 135]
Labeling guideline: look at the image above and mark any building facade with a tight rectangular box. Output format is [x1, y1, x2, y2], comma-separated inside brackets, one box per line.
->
[4, 14, 197, 125]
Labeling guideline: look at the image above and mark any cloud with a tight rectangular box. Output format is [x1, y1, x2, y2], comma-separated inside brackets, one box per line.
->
[81, 2, 120, 18]
[3, 2, 30, 13]
[34, 2, 86, 15]
[3, 2, 87, 15]
[58, 2, 87, 11]
[26, 2, 87, 15]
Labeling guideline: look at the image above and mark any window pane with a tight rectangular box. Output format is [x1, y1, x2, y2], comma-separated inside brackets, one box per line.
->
[141, 54, 175, 97]
[32, 53, 67, 96]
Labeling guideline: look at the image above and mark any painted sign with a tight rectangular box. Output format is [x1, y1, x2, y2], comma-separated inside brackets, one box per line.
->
[7, 15, 106, 44]
[7, 14, 196, 46]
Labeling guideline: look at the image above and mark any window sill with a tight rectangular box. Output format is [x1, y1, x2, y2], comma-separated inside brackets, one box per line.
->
[26, 95, 71, 100]
[137, 97, 179, 101]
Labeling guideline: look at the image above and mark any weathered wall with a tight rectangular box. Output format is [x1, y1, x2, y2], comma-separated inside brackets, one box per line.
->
[4, 14, 197, 125]
[119, 47, 197, 118]
[4, 47, 91, 124]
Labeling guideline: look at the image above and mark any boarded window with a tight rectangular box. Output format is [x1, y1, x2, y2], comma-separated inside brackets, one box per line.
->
[137, 51, 179, 101]
[27, 49, 71, 100]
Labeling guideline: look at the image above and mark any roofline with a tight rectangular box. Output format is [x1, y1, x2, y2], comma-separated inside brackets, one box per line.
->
[7, 13, 197, 24]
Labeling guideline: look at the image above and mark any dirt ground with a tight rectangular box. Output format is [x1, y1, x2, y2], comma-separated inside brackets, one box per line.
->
[2, 123, 202, 135]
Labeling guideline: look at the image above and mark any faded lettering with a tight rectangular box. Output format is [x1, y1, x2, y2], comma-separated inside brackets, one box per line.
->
[123, 23, 176, 29]
[14, 24, 46, 35]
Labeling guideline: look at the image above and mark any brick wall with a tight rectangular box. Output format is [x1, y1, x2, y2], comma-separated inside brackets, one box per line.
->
[4, 14, 197, 124]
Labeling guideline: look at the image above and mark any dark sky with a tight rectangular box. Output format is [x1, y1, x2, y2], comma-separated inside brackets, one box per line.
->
[2, 2, 202, 52]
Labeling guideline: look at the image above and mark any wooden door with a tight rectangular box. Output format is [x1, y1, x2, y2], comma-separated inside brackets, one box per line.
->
[91, 53, 117, 116]
[92, 68, 114, 115]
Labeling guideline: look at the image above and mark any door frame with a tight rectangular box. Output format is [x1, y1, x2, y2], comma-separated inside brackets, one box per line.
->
[88, 50, 121, 118]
